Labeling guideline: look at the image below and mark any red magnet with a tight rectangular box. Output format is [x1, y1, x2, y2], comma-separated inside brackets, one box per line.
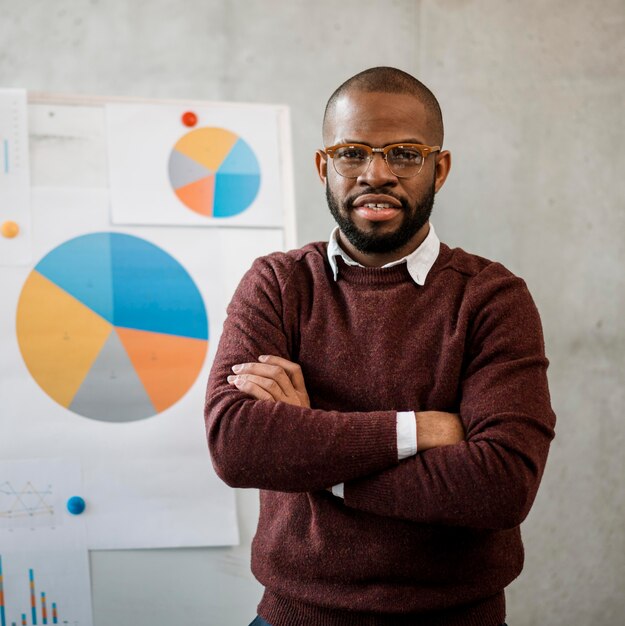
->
[182, 111, 198, 127]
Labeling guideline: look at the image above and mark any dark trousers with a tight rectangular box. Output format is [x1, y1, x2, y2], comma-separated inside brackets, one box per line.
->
[249, 617, 508, 625]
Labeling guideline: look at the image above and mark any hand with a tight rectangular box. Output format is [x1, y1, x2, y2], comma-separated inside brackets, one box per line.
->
[227, 355, 311, 408]
[415, 411, 465, 452]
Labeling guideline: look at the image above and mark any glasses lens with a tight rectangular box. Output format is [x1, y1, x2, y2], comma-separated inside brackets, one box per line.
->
[386, 147, 424, 177]
[333, 146, 370, 177]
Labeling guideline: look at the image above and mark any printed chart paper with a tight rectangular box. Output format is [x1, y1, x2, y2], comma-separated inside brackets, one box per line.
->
[106, 102, 286, 227]
[0, 187, 284, 549]
[0, 89, 31, 265]
[16, 232, 209, 422]
[0, 458, 93, 626]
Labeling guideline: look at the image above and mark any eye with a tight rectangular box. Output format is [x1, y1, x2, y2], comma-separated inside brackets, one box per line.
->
[388, 147, 423, 164]
[335, 146, 368, 161]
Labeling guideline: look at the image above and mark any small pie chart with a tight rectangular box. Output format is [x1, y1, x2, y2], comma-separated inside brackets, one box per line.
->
[16, 233, 209, 422]
[168, 127, 261, 218]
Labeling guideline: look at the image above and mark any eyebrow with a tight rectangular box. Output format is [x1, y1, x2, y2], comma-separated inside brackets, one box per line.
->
[337, 138, 427, 146]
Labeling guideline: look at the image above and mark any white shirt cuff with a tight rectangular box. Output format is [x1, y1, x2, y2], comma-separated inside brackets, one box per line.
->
[331, 483, 344, 498]
[396, 411, 418, 460]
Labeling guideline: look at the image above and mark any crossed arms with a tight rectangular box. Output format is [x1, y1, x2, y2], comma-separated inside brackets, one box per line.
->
[226, 354, 464, 454]
[204, 256, 556, 530]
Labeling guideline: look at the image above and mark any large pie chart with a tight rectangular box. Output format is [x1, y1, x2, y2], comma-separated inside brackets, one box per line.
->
[168, 127, 261, 218]
[16, 233, 209, 423]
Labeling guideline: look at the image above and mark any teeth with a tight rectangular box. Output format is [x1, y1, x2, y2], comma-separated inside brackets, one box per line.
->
[363, 203, 392, 209]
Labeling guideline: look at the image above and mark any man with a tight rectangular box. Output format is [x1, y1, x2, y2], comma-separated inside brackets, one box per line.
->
[205, 67, 555, 626]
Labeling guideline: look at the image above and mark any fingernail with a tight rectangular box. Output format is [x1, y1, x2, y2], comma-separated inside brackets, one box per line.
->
[227, 375, 236, 383]
[232, 364, 243, 373]
[258, 355, 267, 362]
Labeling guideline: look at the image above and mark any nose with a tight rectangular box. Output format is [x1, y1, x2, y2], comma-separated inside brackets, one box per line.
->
[357, 152, 397, 186]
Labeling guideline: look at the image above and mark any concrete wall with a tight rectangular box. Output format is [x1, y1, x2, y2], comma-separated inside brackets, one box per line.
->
[1, 1, 623, 624]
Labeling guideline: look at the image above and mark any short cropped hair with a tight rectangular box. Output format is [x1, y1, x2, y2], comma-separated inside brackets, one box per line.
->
[323, 67, 444, 146]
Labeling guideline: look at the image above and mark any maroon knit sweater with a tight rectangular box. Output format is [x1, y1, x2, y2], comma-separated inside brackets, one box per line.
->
[205, 241, 556, 626]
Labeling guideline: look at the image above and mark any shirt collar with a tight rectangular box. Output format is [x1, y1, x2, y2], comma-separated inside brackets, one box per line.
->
[326, 223, 440, 286]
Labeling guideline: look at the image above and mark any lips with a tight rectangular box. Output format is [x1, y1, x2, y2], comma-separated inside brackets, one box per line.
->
[352, 194, 402, 209]
[351, 194, 403, 222]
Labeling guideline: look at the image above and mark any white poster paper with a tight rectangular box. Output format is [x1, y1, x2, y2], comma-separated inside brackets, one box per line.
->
[0, 187, 284, 549]
[0, 458, 93, 626]
[106, 102, 286, 227]
[0, 89, 32, 266]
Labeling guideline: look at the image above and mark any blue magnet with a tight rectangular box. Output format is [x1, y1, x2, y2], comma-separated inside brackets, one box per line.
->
[67, 496, 86, 515]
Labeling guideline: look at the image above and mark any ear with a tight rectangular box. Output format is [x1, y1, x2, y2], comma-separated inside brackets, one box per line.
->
[433, 150, 451, 193]
[315, 150, 328, 184]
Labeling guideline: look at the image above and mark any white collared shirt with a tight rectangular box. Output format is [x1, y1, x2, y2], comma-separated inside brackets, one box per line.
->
[326, 222, 441, 285]
[327, 223, 442, 498]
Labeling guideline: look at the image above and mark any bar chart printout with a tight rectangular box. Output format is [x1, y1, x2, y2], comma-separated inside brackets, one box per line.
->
[0, 554, 88, 625]
[0, 460, 93, 626]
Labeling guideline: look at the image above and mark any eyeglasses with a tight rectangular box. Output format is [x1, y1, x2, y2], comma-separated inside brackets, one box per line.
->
[323, 143, 441, 179]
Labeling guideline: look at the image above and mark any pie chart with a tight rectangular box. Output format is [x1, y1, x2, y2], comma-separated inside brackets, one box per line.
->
[168, 127, 261, 218]
[16, 233, 209, 422]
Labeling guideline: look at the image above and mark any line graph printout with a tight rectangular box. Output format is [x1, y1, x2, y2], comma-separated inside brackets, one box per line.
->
[0, 481, 55, 530]
[0, 459, 84, 550]
[0, 459, 93, 626]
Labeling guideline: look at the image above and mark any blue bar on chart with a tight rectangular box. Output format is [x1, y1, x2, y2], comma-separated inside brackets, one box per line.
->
[0, 555, 6, 626]
[51, 602, 57, 625]
[29, 569, 36, 625]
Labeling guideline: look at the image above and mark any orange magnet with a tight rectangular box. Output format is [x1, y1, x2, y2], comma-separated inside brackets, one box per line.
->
[182, 111, 198, 127]
[1, 220, 19, 238]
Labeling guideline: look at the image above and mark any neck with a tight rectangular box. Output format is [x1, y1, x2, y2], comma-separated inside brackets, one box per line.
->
[338, 222, 430, 267]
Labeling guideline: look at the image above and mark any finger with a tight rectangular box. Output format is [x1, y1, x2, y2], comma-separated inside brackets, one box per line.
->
[229, 373, 287, 402]
[231, 362, 294, 397]
[227, 375, 278, 402]
[258, 355, 307, 393]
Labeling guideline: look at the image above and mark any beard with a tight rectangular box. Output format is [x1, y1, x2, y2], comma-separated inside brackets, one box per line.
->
[326, 182, 436, 255]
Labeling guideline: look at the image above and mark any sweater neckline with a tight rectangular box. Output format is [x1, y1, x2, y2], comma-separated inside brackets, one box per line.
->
[335, 258, 412, 286]
[330, 243, 451, 287]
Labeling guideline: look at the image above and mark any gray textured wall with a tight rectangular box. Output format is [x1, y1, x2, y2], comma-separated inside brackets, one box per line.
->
[1, 1, 623, 625]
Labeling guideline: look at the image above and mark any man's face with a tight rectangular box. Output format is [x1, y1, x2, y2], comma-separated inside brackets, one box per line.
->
[317, 90, 446, 259]
[325, 173, 435, 255]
